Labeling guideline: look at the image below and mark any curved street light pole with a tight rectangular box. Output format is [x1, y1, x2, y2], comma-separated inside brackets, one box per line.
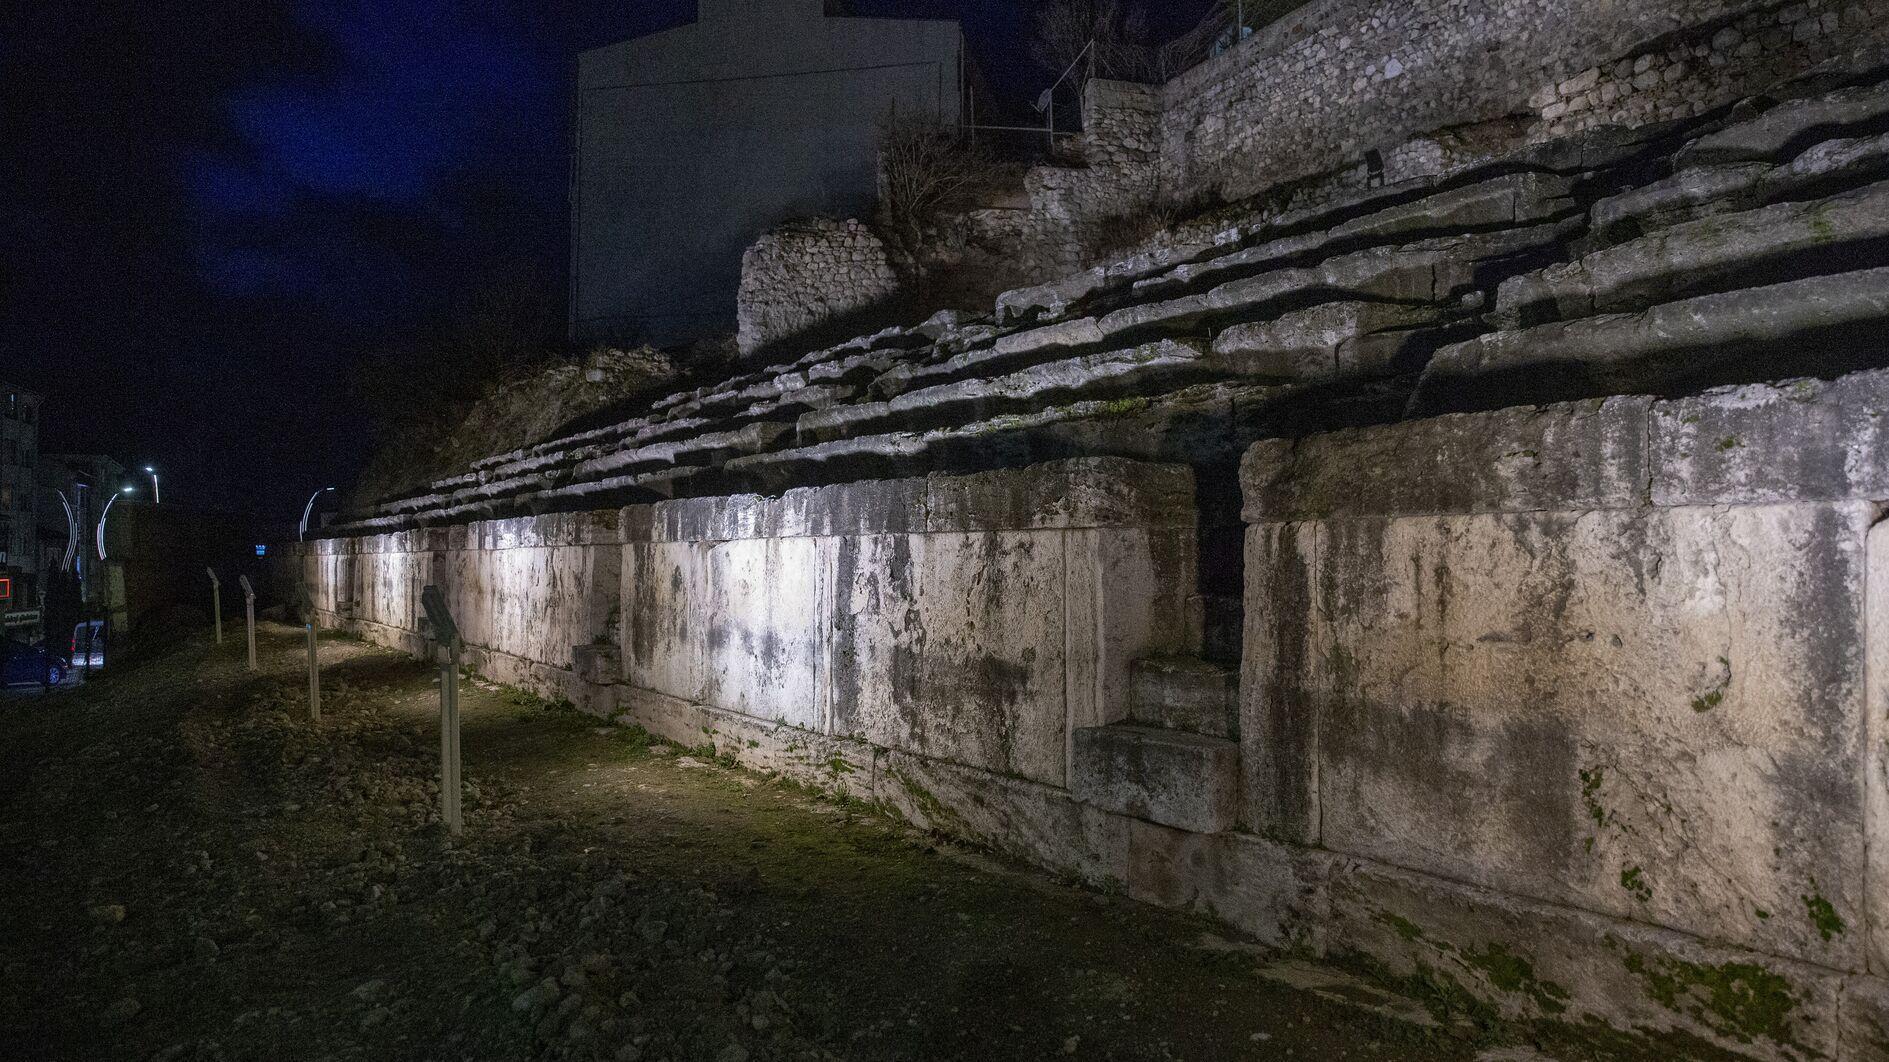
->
[97, 486, 134, 561]
[300, 487, 336, 541]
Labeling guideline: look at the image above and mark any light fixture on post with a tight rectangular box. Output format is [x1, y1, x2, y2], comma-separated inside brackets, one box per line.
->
[143, 466, 161, 504]
[300, 487, 336, 541]
[97, 486, 135, 561]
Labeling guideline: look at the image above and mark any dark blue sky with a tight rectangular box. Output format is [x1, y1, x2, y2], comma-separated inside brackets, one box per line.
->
[1, 0, 1213, 520]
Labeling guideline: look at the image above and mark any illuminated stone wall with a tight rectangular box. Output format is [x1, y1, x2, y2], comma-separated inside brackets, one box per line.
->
[1239, 372, 1889, 1055]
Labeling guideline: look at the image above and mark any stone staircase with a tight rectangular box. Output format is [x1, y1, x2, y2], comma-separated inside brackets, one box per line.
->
[1070, 655, 1242, 835]
[332, 58, 1889, 543]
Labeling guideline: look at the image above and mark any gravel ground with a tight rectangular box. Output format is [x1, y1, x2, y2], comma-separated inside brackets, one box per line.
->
[0, 626, 1660, 1062]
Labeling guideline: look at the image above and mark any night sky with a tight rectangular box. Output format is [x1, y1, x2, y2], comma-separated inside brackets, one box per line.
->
[2, 0, 1215, 523]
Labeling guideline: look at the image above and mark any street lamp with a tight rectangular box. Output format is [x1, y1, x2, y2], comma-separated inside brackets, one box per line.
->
[300, 487, 336, 541]
[97, 486, 135, 561]
[143, 466, 161, 504]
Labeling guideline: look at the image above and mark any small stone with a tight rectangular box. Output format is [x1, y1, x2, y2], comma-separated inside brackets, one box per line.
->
[512, 977, 562, 1014]
[1063, 1035, 1080, 1054]
[192, 936, 220, 962]
[105, 997, 141, 1024]
[90, 904, 126, 925]
[350, 978, 390, 1004]
[716, 1043, 749, 1062]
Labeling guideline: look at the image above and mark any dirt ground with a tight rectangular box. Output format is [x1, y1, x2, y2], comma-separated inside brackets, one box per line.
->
[0, 626, 1666, 1062]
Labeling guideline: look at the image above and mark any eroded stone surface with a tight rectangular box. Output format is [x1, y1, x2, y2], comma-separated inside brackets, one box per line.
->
[1071, 724, 1240, 834]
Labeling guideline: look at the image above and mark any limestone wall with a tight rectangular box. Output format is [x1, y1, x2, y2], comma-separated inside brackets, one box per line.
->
[297, 458, 1201, 786]
[620, 459, 1200, 787]
[1240, 370, 1889, 1055]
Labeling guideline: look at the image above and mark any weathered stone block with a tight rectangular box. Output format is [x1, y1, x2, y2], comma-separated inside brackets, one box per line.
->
[1071, 723, 1240, 834]
[1651, 370, 1889, 506]
[925, 457, 1195, 533]
[1130, 656, 1238, 738]
[1327, 858, 1845, 1060]
[1303, 503, 1870, 968]
[875, 749, 1130, 887]
[572, 642, 621, 686]
[1418, 267, 1889, 411]
[1240, 396, 1651, 523]
[622, 537, 823, 731]
[1124, 821, 1331, 951]
[831, 531, 1069, 785]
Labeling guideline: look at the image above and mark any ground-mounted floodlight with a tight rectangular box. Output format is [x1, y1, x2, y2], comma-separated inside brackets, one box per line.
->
[96, 486, 135, 561]
[299, 487, 336, 541]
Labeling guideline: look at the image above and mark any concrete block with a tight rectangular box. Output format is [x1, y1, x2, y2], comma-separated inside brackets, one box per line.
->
[1071, 723, 1240, 834]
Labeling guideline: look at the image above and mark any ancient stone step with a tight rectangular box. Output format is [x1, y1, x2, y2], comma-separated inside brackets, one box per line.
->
[1674, 82, 1889, 170]
[1210, 301, 1448, 383]
[1414, 265, 1889, 413]
[1499, 179, 1889, 325]
[1130, 656, 1239, 739]
[796, 340, 1213, 445]
[1070, 723, 1239, 834]
[1592, 130, 1889, 242]
[1131, 173, 1576, 304]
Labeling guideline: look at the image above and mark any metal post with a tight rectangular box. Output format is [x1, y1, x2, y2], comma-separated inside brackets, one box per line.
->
[306, 623, 321, 722]
[206, 567, 222, 645]
[422, 586, 463, 836]
[442, 640, 462, 835]
[239, 575, 257, 671]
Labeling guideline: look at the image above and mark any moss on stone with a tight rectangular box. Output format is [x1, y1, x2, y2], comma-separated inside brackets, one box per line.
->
[1619, 865, 1651, 904]
[1622, 951, 1800, 1048]
[1376, 910, 1427, 942]
[1801, 880, 1845, 942]
[1462, 943, 1570, 1016]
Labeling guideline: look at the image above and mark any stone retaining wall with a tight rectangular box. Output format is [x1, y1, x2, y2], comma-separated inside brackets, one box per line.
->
[1530, 0, 1889, 140]
[1240, 370, 1889, 1057]
[736, 218, 902, 356]
[297, 458, 1201, 786]
[1156, 0, 1776, 204]
[296, 376, 1889, 1054]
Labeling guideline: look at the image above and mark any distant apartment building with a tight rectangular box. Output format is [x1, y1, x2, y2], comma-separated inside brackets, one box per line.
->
[1, 384, 42, 609]
[572, 0, 962, 346]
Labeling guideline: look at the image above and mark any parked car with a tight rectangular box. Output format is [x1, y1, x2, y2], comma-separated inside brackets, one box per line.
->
[1, 637, 68, 688]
